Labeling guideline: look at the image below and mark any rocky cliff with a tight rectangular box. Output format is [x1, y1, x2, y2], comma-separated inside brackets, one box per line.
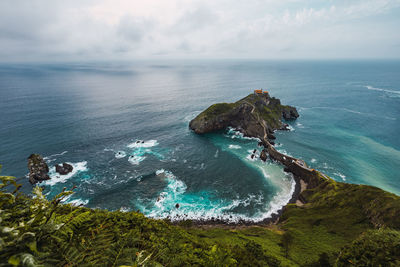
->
[189, 93, 298, 140]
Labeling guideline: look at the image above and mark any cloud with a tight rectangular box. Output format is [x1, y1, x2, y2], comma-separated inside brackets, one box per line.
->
[0, 0, 399, 61]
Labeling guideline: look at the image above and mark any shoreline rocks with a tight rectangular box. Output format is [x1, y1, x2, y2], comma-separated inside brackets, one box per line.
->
[27, 154, 50, 184]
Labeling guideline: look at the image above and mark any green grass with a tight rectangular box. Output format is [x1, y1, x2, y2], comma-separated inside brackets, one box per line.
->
[196, 102, 239, 120]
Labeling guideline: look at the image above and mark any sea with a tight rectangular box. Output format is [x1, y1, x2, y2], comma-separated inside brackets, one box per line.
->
[1, 60, 399, 223]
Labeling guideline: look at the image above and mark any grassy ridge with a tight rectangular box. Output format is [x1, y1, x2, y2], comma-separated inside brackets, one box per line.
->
[1, 167, 400, 266]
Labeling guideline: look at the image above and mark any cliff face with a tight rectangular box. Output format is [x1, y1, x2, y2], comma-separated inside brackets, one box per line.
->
[189, 93, 298, 140]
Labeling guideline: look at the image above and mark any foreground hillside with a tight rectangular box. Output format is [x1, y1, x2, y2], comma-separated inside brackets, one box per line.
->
[1, 168, 400, 266]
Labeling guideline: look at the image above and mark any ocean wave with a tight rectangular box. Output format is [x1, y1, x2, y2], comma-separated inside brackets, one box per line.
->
[137, 155, 295, 223]
[127, 139, 159, 148]
[365, 85, 400, 96]
[333, 172, 346, 181]
[311, 158, 317, 163]
[257, 167, 296, 220]
[228, 144, 241, 149]
[246, 150, 258, 161]
[66, 198, 89, 206]
[127, 142, 164, 165]
[119, 207, 130, 212]
[44, 151, 68, 163]
[45, 161, 88, 186]
[128, 155, 146, 165]
[115, 151, 127, 159]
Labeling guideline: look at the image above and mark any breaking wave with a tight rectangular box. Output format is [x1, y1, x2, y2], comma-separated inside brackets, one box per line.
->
[127, 139, 159, 148]
[115, 151, 127, 159]
[365, 85, 400, 96]
[45, 161, 88, 186]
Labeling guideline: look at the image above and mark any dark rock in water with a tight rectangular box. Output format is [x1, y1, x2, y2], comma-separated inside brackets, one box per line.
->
[175, 203, 180, 209]
[27, 154, 50, 184]
[251, 154, 255, 159]
[258, 141, 263, 147]
[270, 141, 275, 146]
[253, 149, 257, 153]
[260, 149, 268, 161]
[55, 163, 74, 175]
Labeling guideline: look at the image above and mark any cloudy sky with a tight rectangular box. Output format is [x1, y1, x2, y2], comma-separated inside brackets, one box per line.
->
[0, 0, 399, 62]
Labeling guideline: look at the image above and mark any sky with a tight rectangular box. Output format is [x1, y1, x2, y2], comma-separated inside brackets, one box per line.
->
[0, 0, 399, 62]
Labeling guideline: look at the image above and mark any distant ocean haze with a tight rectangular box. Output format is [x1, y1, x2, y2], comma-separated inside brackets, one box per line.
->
[0, 60, 399, 221]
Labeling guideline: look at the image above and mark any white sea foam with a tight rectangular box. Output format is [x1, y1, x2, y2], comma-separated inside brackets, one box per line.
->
[127, 139, 159, 148]
[365, 85, 400, 95]
[311, 158, 317, 163]
[156, 169, 165, 175]
[141, 158, 296, 223]
[115, 151, 127, 159]
[67, 198, 89, 206]
[45, 161, 88, 186]
[128, 155, 146, 165]
[214, 149, 219, 158]
[296, 122, 304, 128]
[287, 124, 295, 131]
[120, 207, 130, 212]
[226, 127, 260, 141]
[256, 167, 296, 220]
[229, 144, 241, 149]
[334, 172, 346, 181]
[246, 150, 257, 161]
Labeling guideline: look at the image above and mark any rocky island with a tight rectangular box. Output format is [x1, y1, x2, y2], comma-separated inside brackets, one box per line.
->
[189, 92, 298, 139]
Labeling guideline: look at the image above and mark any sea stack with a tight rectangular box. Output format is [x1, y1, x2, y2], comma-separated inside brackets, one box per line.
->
[27, 154, 50, 184]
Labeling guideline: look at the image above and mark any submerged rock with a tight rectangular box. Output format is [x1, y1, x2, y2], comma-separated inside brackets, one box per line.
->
[27, 154, 50, 184]
[55, 163, 74, 175]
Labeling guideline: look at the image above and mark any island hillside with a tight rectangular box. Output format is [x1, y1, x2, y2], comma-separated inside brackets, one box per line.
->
[1, 93, 400, 266]
[189, 93, 299, 140]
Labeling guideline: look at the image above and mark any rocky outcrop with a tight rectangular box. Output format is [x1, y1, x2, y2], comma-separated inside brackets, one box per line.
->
[282, 107, 299, 120]
[260, 149, 268, 161]
[27, 154, 50, 184]
[189, 93, 298, 141]
[55, 163, 73, 175]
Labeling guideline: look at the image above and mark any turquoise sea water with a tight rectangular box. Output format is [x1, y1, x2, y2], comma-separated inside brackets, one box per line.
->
[0, 60, 399, 222]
